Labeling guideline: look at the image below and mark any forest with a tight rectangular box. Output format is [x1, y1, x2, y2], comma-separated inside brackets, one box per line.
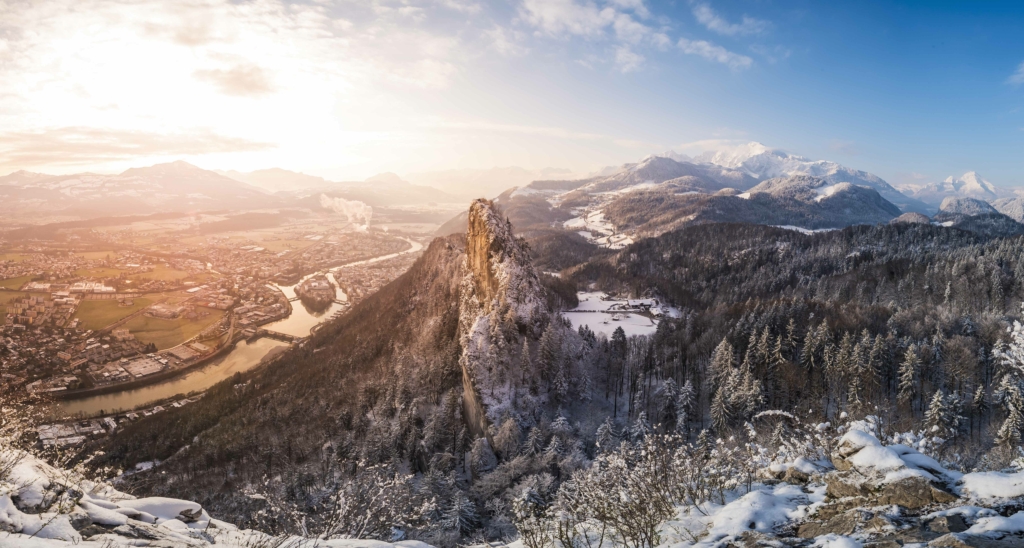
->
[78, 216, 1024, 547]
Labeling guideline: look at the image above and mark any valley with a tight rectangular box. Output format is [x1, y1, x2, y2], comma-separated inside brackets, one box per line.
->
[7, 147, 1024, 548]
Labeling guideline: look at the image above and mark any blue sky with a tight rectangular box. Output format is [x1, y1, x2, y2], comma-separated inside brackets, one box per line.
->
[1, 0, 1022, 187]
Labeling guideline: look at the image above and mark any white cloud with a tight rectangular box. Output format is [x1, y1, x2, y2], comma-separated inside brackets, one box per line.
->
[677, 38, 753, 70]
[487, 26, 529, 56]
[614, 45, 644, 72]
[0, 0, 478, 171]
[692, 3, 769, 37]
[608, 0, 649, 19]
[519, 0, 617, 38]
[1009, 62, 1024, 85]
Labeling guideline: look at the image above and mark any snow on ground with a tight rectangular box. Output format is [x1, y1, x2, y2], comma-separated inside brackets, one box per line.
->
[772, 225, 839, 235]
[659, 482, 826, 547]
[562, 209, 635, 249]
[0, 448, 431, 548]
[959, 469, 1024, 501]
[564, 292, 680, 338]
[813, 184, 843, 202]
[737, 192, 751, 199]
[963, 511, 1024, 536]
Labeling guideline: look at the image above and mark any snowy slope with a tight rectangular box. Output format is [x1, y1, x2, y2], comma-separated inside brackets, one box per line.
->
[681, 141, 929, 213]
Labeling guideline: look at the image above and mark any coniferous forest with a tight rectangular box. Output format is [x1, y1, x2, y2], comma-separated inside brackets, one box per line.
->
[73, 213, 1024, 547]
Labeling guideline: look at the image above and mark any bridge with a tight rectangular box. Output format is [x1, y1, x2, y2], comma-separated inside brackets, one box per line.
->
[255, 329, 304, 343]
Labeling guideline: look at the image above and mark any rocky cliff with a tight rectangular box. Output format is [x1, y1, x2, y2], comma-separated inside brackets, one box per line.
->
[458, 199, 547, 439]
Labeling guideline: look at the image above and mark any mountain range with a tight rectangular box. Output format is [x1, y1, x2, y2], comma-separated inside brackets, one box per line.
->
[0, 161, 273, 219]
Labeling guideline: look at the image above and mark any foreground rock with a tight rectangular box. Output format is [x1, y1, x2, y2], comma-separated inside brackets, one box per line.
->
[0, 448, 432, 547]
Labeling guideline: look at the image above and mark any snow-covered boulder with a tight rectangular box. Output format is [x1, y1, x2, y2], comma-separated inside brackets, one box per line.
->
[0, 448, 434, 548]
[826, 427, 958, 510]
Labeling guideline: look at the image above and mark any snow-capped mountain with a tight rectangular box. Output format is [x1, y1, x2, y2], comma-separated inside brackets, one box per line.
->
[897, 171, 1004, 207]
[667, 141, 929, 213]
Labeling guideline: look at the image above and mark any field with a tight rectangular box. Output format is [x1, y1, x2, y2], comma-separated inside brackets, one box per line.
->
[0, 253, 36, 262]
[128, 265, 193, 282]
[74, 298, 153, 331]
[0, 276, 33, 290]
[74, 267, 126, 278]
[122, 307, 225, 350]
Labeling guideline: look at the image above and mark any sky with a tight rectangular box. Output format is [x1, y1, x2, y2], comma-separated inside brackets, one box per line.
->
[1, 0, 1024, 187]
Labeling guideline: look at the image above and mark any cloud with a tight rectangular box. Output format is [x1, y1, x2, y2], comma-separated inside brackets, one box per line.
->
[487, 26, 529, 56]
[692, 3, 769, 36]
[677, 38, 752, 70]
[1009, 62, 1024, 85]
[614, 45, 644, 72]
[0, 127, 272, 170]
[519, 0, 617, 38]
[194, 64, 275, 97]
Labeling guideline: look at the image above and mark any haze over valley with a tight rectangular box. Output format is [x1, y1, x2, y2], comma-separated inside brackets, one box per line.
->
[8, 2, 1024, 548]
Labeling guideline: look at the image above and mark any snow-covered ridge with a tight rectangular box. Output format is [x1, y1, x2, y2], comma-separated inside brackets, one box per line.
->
[0, 448, 430, 547]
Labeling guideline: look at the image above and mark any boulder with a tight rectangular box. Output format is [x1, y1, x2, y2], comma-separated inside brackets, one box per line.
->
[928, 515, 969, 534]
[797, 510, 862, 538]
[929, 533, 1024, 547]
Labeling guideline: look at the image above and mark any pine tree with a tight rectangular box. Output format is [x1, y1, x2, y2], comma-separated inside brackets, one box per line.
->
[676, 380, 696, 435]
[996, 383, 1024, 448]
[538, 322, 562, 381]
[925, 389, 949, 436]
[784, 318, 799, 359]
[898, 345, 920, 408]
[595, 417, 617, 452]
[709, 338, 735, 389]
[524, 426, 545, 456]
[629, 411, 651, 442]
[550, 415, 571, 437]
[711, 384, 731, 432]
[444, 491, 480, 535]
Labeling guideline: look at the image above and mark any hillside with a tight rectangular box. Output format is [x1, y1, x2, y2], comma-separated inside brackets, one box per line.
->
[0, 161, 275, 219]
[598, 175, 901, 237]
[72, 201, 1024, 547]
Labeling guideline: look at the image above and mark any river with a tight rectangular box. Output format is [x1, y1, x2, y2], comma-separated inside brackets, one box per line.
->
[55, 236, 425, 418]
[57, 338, 288, 417]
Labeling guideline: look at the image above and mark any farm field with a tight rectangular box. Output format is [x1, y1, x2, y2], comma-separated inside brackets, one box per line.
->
[0, 253, 36, 262]
[74, 267, 125, 278]
[128, 265, 194, 282]
[73, 298, 153, 331]
[0, 276, 33, 290]
[122, 307, 225, 349]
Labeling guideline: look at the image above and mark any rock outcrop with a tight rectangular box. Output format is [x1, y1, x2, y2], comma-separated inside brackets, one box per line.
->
[458, 199, 547, 439]
[0, 448, 431, 547]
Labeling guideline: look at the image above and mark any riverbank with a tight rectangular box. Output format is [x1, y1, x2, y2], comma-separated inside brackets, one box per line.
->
[56, 337, 289, 417]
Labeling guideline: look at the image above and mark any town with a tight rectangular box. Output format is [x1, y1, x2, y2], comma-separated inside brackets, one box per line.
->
[1, 218, 426, 421]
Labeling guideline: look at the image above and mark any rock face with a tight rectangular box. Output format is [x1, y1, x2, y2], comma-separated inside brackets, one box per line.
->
[459, 199, 547, 439]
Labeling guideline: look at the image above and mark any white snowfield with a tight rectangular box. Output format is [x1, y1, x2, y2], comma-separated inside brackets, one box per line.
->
[0, 449, 432, 548]
[564, 292, 680, 338]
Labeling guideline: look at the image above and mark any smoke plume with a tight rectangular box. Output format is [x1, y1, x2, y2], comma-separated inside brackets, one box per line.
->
[319, 194, 372, 230]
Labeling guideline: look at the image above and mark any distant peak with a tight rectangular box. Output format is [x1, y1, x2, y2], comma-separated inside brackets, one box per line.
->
[364, 172, 407, 185]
